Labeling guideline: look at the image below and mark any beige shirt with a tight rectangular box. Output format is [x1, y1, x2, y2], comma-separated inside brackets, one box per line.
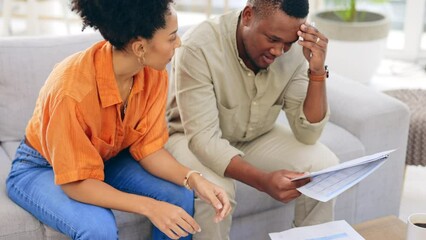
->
[167, 11, 330, 176]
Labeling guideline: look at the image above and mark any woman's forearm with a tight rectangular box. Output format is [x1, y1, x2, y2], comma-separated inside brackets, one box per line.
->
[61, 178, 155, 216]
[138, 148, 190, 186]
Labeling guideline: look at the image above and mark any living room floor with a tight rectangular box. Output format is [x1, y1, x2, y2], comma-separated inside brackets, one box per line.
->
[1, 2, 426, 224]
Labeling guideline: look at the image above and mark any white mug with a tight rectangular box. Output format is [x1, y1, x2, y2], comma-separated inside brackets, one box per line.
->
[407, 213, 426, 240]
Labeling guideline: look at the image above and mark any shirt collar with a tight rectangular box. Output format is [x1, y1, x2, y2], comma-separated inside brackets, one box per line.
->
[95, 41, 144, 108]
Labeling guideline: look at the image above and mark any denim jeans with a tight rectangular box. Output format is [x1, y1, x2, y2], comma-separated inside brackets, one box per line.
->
[6, 140, 194, 240]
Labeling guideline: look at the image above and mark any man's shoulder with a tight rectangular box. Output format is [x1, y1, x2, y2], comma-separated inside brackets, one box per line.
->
[180, 22, 216, 47]
[180, 11, 238, 50]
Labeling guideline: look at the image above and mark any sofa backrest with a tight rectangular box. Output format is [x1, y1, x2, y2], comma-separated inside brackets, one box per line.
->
[0, 33, 103, 142]
[0, 25, 194, 142]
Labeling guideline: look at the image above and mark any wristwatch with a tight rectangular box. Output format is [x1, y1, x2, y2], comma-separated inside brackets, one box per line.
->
[308, 65, 329, 82]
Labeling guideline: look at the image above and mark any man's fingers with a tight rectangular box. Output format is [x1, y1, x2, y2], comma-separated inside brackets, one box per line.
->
[285, 171, 308, 179]
[293, 178, 311, 188]
[281, 190, 302, 203]
[303, 23, 327, 42]
[289, 190, 302, 201]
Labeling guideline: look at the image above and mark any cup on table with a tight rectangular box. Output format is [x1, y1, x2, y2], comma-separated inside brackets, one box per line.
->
[406, 213, 426, 240]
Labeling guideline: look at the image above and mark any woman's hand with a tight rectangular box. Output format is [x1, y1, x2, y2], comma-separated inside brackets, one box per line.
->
[188, 174, 232, 223]
[145, 199, 201, 239]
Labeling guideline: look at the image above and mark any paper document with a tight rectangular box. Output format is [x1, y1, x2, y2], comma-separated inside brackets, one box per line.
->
[269, 220, 365, 240]
[292, 150, 394, 202]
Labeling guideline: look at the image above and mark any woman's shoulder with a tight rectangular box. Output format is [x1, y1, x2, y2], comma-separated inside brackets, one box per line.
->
[47, 42, 104, 102]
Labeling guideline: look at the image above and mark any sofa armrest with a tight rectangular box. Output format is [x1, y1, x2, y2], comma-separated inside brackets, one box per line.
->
[327, 74, 410, 156]
[327, 74, 410, 223]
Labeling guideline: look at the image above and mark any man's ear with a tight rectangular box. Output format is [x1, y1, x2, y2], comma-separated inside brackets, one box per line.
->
[241, 5, 254, 27]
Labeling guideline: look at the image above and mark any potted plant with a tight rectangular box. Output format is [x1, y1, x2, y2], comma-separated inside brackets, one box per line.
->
[311, 0, 390, 85]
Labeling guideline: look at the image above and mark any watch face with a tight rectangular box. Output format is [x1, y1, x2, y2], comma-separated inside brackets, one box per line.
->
[325, 65, 329, 78]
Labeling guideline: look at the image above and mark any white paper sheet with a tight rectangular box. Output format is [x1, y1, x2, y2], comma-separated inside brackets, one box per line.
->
[269, 220, 365, 240]
[293, 150, 395, 202]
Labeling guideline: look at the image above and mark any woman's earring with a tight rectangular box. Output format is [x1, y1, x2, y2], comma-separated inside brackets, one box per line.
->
[138, 48, 145, 66]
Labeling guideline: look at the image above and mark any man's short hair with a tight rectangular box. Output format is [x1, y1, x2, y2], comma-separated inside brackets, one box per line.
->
[247, 0, 309, 19]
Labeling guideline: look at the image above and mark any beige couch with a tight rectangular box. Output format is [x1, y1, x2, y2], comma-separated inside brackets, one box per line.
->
[0, 30, 410, 240]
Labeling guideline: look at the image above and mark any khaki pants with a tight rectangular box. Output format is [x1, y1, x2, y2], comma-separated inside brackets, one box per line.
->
[165, 125, 339, 240]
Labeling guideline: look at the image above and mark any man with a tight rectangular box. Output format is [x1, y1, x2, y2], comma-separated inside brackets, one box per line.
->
[166, 0, 339, 239]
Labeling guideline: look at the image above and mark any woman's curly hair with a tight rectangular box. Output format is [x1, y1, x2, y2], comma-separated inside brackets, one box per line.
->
[71, 0, 174, 50]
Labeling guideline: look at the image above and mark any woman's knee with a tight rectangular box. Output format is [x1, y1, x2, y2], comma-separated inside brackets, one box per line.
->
[71, 211, 118, 240]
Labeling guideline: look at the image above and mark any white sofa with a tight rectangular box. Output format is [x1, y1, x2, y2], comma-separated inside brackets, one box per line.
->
[0, 30, 410, 240]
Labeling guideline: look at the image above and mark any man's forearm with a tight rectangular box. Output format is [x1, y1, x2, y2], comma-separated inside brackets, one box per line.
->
[303, 80, 328, 123]
[224, 155, 267, 192]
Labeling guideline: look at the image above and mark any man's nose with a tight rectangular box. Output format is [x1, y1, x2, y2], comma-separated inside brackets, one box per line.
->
[270, 43, 284, 57]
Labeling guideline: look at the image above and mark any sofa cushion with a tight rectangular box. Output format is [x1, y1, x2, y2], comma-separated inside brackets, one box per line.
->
[2, 124, 365, 221]
[42, 211, 152, 240]
[1, 141, 152, 239]
[111, 210, 151, 239]
[319, 122, 365, 162]
[0, 147, 11, 175]
[1, 141, 20, 160]
[231, 205, 295, 240]
[43, 225, 69, 240]
[0, 33, 102, 142]
[0, 190, 44, 239]
[0, 147, 44, 239]
[234, 181, 295, 219]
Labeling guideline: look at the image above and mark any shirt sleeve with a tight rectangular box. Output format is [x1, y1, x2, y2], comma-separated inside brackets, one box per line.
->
[43, 97, 105, 185]
[130, 71, 169, 160]
[283, 61, 330, 145]
[174, 46, 244, 177]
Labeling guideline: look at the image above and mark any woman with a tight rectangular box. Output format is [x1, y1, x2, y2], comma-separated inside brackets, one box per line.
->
[5, 0, 231, 239]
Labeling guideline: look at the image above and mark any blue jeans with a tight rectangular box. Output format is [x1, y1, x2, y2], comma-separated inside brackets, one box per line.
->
[6, 140, 194, 240]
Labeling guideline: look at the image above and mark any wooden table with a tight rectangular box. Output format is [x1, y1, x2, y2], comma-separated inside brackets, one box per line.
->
[353, 215, 407, 240]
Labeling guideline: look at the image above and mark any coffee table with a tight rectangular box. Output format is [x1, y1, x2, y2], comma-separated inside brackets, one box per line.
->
[353, 215, 407, 240]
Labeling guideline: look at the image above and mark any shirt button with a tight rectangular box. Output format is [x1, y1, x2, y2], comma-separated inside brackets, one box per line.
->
[253, 101, 258, 105]
[248, 72, 253, 77]
[248, 127, 254, 131]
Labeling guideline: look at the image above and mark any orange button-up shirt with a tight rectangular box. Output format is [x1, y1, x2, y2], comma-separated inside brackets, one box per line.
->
[26, 41, 169, 185]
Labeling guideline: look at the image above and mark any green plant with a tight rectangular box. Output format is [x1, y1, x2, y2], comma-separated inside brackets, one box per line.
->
[327, 0, 388, 22]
